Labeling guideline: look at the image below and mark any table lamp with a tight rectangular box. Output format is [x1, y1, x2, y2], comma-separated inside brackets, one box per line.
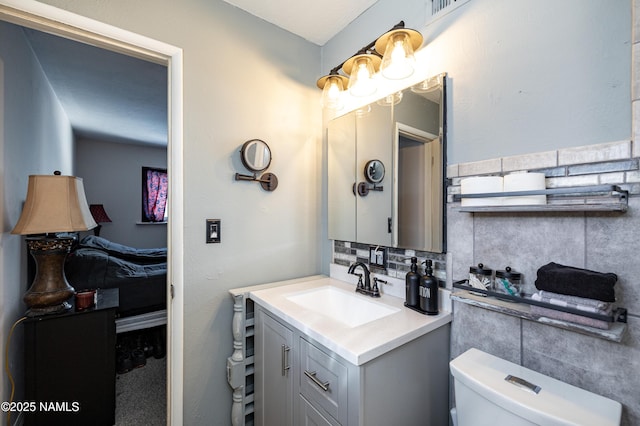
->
[11, 172, 97, 316]
[89, 204, 112, 236]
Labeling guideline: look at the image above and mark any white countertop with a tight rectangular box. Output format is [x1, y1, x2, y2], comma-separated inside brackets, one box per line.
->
[248, 275, 452, 366]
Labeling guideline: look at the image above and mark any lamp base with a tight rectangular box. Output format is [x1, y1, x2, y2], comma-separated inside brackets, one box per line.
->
[26, 300, 72, 317]
[24, 237, 75, 316]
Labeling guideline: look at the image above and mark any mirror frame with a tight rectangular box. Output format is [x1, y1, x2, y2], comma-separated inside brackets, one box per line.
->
[327, 73, 447, 253]
[240, 139, 272, 172]
[364, 159, 385, 184]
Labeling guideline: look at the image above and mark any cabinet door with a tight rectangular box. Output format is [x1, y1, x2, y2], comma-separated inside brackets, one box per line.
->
[328, 112, 356, 242]
[24, 308, 116, 426]
[255, 309, 294, 426]
[356, 102, 393, 246]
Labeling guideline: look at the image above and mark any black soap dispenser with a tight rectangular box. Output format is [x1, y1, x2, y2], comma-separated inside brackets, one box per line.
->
[405, 257, 420, 308]
[419, 259, 439, 315]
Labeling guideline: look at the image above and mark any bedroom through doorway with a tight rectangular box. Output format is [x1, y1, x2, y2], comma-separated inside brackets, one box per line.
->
[0, 1, 184, 423]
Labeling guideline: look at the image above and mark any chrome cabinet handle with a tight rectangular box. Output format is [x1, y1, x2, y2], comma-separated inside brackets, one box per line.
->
[304, 370, 330, 392]
[505, 374, 541, 394]
[281, 345, 290, 376]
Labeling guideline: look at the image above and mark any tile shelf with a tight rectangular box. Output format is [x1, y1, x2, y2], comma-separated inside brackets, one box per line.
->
[452, 184, 628, 213]
[452, 281, 627, 343]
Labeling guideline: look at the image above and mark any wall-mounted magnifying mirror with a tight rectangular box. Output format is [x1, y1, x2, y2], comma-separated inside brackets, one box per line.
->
[235, 139, 278, 191]
[357, 159, 386, 196]
[240, 139, 271, 172]
[365, 159, 385, 184]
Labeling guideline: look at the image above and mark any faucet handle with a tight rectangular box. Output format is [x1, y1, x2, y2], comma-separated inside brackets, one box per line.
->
[372, 277, 387, 296]
[373, 277, 387, 288]
[353, 273, 364, 288]
[371, 277, 387, 297]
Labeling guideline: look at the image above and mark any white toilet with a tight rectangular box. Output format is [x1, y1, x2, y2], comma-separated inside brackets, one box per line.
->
[450, 348, 622, 426]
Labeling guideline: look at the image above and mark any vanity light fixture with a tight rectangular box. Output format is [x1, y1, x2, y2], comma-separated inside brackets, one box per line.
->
[343, 53, 381, 97]
[316, 21, 423, 108]
[375, 27, 422, 80]
[316, 72, 349, 110]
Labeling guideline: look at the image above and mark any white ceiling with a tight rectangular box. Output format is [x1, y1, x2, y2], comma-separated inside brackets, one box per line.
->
[23, 27, 168, 147]
[221, 0, 378, 46]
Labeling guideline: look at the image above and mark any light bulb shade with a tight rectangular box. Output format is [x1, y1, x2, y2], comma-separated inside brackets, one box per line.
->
[375, 28, 423, 80]
[317, 74, 348, 110]
[343, 54, 381, 97]
[376, 91, 403, 106]
[12, 174, 97, 235]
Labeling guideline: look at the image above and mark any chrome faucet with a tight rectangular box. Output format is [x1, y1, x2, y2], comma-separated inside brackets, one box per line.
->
[348, 262, 381, 297]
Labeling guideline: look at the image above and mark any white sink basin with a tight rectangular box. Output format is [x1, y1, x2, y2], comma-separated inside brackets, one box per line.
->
[286, 285, 400, 328]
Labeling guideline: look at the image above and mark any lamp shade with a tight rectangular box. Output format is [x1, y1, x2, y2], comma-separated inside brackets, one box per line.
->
[89, 204, 112, 223]
[317, 74, 348, 110]
[11, 174, 97, 235]
[343, 54, 381, 97]
[375, 28, 423, 80]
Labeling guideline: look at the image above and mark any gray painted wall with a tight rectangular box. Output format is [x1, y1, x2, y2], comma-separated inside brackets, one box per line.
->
[322, 0, 631, 164]
[75, 137, 167, 248]
[37, 0, 323, 423]
[0, 21, 74, 403]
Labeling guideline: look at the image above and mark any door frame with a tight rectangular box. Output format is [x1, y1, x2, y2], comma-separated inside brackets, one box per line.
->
[0, 1, 184, 424]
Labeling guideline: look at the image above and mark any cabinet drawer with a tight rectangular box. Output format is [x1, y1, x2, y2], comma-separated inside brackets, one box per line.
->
[299, 394, 340, 426]
[299, 338, 348, 424]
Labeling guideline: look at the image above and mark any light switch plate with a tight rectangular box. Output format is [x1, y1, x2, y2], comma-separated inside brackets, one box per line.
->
[206, 219, 221, 243]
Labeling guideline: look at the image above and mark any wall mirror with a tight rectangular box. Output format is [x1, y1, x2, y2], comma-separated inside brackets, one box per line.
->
[327, 73, 446, 253]
[240, 139, 272, 172]
[235, 139, 278, 191]
[365, 160, 385, 184]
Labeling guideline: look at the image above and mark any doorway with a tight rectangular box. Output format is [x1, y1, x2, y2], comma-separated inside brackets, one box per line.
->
[394, 123, 439, 249]
[0, 1, 184, 424]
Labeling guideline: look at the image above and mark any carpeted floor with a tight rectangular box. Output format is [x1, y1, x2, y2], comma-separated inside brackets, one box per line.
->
[115, 356, 167, 425]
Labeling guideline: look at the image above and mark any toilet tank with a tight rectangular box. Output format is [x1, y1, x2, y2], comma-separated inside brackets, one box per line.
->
[450, 348, 621, 426]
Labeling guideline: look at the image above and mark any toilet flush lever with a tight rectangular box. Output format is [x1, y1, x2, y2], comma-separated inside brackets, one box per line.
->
[505, 375, 541, 394]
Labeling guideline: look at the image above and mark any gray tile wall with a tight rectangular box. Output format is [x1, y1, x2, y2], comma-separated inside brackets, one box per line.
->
[448, 148, 640, 424]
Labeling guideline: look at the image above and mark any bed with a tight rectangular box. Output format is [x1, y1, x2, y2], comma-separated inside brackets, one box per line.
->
[64, 236, 167, 322]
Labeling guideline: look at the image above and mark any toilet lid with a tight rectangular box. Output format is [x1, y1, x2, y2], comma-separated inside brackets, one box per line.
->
[450, 348, 621, 426]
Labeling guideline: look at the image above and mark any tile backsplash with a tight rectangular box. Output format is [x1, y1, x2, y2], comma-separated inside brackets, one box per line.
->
[332, 240, 447, 284]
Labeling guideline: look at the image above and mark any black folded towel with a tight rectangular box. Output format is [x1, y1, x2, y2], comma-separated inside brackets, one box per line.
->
[535, 262, 617, 302]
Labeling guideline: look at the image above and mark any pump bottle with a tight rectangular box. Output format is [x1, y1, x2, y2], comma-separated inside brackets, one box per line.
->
[405, 257, 420, 307]
[419, 259, 439, 315]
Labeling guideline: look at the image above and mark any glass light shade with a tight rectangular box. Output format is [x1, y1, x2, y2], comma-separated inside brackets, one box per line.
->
[380, 31, 416, 80]
[321, 75, 345, 110]
[376, 91, 403, 106]
[344, 54, 379, 97]
[355, 104, 372, 117]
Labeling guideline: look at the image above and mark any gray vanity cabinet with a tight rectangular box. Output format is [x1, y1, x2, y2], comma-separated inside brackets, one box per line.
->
[255, 308, 295, 426]
[255, 306, 451, 426]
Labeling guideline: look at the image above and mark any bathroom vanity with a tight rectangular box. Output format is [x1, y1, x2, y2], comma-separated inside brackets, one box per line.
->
[228, 276, 451, 426]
